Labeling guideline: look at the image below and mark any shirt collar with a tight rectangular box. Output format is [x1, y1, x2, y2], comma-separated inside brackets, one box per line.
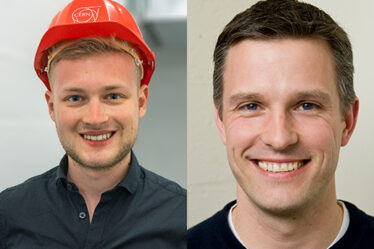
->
[55, 151, 139, 194]
[56, 154, 68, 182]
[117, 152, 139, 194]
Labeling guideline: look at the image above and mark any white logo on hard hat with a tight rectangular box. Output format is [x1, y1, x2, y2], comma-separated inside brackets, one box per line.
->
[72, 6, 101, 23]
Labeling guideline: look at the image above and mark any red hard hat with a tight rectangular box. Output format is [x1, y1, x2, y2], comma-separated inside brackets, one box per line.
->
[34, 0, 155, 90]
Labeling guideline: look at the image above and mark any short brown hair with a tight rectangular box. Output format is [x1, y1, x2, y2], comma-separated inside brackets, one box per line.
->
[47, 37, 142, 89]
[213, 0, 355, 119]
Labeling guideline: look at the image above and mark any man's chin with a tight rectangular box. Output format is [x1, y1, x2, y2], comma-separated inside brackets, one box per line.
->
[251, 195, 313, 218]
[66, 150, 131, 171]
[239, 186, 311, 218]
[77, 160, 119, 171]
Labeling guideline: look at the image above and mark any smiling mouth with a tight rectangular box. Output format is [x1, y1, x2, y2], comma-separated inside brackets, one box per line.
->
[254, 160, 309, 173]
[80, 132, 115, 141]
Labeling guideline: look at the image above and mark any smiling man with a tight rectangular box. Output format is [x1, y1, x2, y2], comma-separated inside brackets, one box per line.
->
[0, 0, 185, 248]
[187, 0, 374, 248]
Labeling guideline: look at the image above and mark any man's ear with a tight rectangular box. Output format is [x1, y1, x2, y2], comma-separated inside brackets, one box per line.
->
[341, 98, 359, 146]
[138, 84, 148, 119]
[215, 105, 227, 145]
[45, 91, 55, 122]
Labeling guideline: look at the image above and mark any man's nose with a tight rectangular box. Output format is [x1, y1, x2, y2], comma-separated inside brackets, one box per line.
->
[260, 112, 298, 151]
[82, 99, 109, 125]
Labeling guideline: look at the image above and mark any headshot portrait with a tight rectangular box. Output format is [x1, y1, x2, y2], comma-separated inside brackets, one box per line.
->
[188, 0, 374, 248]
[0, 0, 186, 248]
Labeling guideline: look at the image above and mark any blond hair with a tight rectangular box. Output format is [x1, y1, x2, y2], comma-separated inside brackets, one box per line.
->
[47, 37, 143, 88]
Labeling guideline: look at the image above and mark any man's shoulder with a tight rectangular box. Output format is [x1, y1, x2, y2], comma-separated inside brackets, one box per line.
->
[0, 167, 58, 205]
[135, 165, 186, 223]
[187, 201, 239, 249]
[334, 201, 374, 248]
[139, 165, 186, 197]
[344, 201, 374, 230]
[127, 164, 187, 239]
[188, 209, 223, 236]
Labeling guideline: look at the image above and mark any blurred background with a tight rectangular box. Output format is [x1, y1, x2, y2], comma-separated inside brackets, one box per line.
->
[0, 0, 186, 190]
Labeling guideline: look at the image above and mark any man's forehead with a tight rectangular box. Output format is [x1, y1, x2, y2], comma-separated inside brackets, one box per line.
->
[225, 38, 333, 64]
[50, 52, 139, 93]
[223, 38, 335, 83]
[221, 38, 338, 103]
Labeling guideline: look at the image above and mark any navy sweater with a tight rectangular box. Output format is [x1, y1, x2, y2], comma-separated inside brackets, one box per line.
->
[187, 200, 374, 249]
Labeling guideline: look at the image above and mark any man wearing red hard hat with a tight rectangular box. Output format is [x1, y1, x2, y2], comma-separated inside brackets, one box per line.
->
[0, 0, 186, 248]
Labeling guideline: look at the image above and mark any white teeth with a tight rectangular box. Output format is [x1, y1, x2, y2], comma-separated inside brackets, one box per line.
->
[288, 164, 293, 171]
[268, 163, 273, 171]
[293, 162, 298, 170]
[281, 163, 287, 172]
[273, 164, 280, 172]
[258, 161, 267, 170]
[257, 161, 304, 172]
[83, 132, 112, 141]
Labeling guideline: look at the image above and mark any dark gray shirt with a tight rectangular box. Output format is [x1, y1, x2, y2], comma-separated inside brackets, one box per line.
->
[0, 153, 186, 249]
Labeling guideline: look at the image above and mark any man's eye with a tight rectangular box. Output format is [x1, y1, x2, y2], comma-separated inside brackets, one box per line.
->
[242, 103, 259, 111]
[299, 102, 318, 111]
[108, 93, 121, 100]
[68, 96, 82, 102]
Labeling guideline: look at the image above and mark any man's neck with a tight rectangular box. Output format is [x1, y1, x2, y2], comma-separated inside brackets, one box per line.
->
[67, 153, 131, 222]
[233, 183, 343, 249]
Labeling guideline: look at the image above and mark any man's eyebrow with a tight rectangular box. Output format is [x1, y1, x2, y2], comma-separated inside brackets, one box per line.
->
[102, 85, 132, 96]
[294, 90, 332, 104]
[227, 90, 333, 108]
[102, 85, 126, 91]
[229, 93, 265, 106]
[61, 85, 128, 93]
[62, 87, 84, 93]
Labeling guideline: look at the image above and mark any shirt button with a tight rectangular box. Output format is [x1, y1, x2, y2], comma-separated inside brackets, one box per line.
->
[79, 212, 87, 220]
